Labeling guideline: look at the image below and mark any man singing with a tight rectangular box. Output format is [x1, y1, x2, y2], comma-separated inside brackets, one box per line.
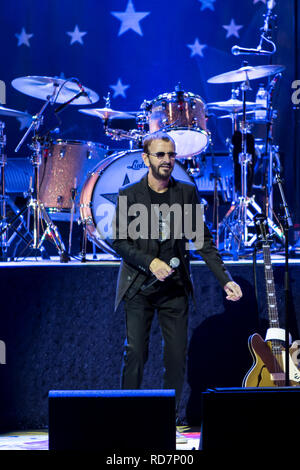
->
[112, 131, 242, 415]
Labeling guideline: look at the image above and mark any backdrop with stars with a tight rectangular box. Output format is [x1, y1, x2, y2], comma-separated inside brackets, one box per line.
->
[0, 0, 299, 222]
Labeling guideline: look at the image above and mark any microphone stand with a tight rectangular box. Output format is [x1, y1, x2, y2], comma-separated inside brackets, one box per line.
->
[231, 0, 277, 57]
[274, 173, 293, 386]
[54, 90, 86, 115]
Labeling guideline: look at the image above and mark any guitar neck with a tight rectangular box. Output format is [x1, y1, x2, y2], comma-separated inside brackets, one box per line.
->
[262, 244, 280, 331]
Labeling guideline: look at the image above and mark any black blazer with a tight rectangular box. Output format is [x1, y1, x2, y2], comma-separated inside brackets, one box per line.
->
[112, 174, 232, 311]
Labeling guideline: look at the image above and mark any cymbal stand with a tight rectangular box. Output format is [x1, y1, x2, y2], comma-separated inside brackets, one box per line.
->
[68, 178, 77, 255]
[12, 92, 68, 261]
[239, 76, 253, 245]
[220, 73, 259, 258]
[210, 137, 228, 249]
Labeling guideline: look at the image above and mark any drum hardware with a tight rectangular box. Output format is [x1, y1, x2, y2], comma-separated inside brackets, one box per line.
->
[104, 127, 144, 147]
[208, 62, 285, 258]
[211, 169, 222, 249]
[78, 94, 139, 149]
[192, 153, 234, 201]
[79, 214, 93, 263]
[68, 178, 78, 256]
[6, 81, 69, 261]
[0, 122, 33, 260]
[179, 155, 202, 178]
[207, 87, 266, 136]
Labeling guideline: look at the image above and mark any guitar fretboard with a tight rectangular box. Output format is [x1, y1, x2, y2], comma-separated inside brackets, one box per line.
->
[262, 244, 281, 354]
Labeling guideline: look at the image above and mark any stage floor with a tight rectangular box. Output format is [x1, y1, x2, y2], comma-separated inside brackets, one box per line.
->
[0, 427, 201, 451]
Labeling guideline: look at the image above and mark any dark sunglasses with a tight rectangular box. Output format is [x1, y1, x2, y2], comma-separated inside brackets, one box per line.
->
[147, 151, 177, 159]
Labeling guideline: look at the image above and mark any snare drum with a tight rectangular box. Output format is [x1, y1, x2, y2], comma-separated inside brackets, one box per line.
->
[148, 91, 210, 158]
[39, 139, 107, 218]
[80, 149, 195, 255]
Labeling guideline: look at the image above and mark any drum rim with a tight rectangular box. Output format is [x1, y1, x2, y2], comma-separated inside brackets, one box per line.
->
[150, 91, 205, 105]
[166, 127, 209, 134]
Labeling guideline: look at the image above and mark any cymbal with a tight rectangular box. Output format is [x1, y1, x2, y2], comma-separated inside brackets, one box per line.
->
[78, 107, 135, 120]
[207, 65, 285, 84]
[0, 105, 32, 119]
[11, 76, 99, 105]
[217, 110, 256, 119]
[206, 99, 264, 112]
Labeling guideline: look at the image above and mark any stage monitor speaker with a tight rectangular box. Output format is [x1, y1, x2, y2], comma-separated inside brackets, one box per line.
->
[200, 387, 300, 450]
[48, 389, 176, 451]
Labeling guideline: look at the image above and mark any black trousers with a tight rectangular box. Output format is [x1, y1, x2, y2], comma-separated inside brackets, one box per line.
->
[121, 281, 189, 407]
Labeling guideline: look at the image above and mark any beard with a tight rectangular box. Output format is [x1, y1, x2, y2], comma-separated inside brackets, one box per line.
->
[149, 160, 173, 181]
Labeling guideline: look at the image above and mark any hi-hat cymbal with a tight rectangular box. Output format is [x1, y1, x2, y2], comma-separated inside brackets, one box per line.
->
[0, 105, 32, 119]
[206, 99, 264, 113]
[207, 65, 285, 84]
[11, 76, 99, 105]
[78, 107, 135, 120]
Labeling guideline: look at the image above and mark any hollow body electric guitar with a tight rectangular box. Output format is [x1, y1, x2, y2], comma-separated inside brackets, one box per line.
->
[243, 217, 300, 387]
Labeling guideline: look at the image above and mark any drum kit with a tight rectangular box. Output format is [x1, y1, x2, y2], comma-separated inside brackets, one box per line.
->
[0, 61, 286, 262]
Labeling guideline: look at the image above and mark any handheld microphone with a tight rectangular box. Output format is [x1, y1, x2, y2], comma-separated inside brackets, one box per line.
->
[140, 257, 180, 291]
[231, 45, 273, 56]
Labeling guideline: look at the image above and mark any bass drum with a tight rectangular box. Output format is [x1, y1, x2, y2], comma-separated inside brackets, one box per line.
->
[80, 149, 195, 255]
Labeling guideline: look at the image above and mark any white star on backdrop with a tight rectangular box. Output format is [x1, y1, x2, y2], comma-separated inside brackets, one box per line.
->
[110, 78, 130, 98]
[198, 0, 216, 11]
[187, 38, 207, 57]
[15, 28, 33, 47]
[66, 25, 87, 45]
[222, 19, 243, 38]
[111, 0, 150, 36]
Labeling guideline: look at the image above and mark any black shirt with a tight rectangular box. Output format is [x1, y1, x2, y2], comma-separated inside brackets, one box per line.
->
[146, 184, 184, 291]
[148, 185, 174, 265]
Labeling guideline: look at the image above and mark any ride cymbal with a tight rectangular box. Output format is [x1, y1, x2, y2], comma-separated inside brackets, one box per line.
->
[0, 105, 32, 119]
[207, 65, 285, 84]
[11, 76, 99, 105]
